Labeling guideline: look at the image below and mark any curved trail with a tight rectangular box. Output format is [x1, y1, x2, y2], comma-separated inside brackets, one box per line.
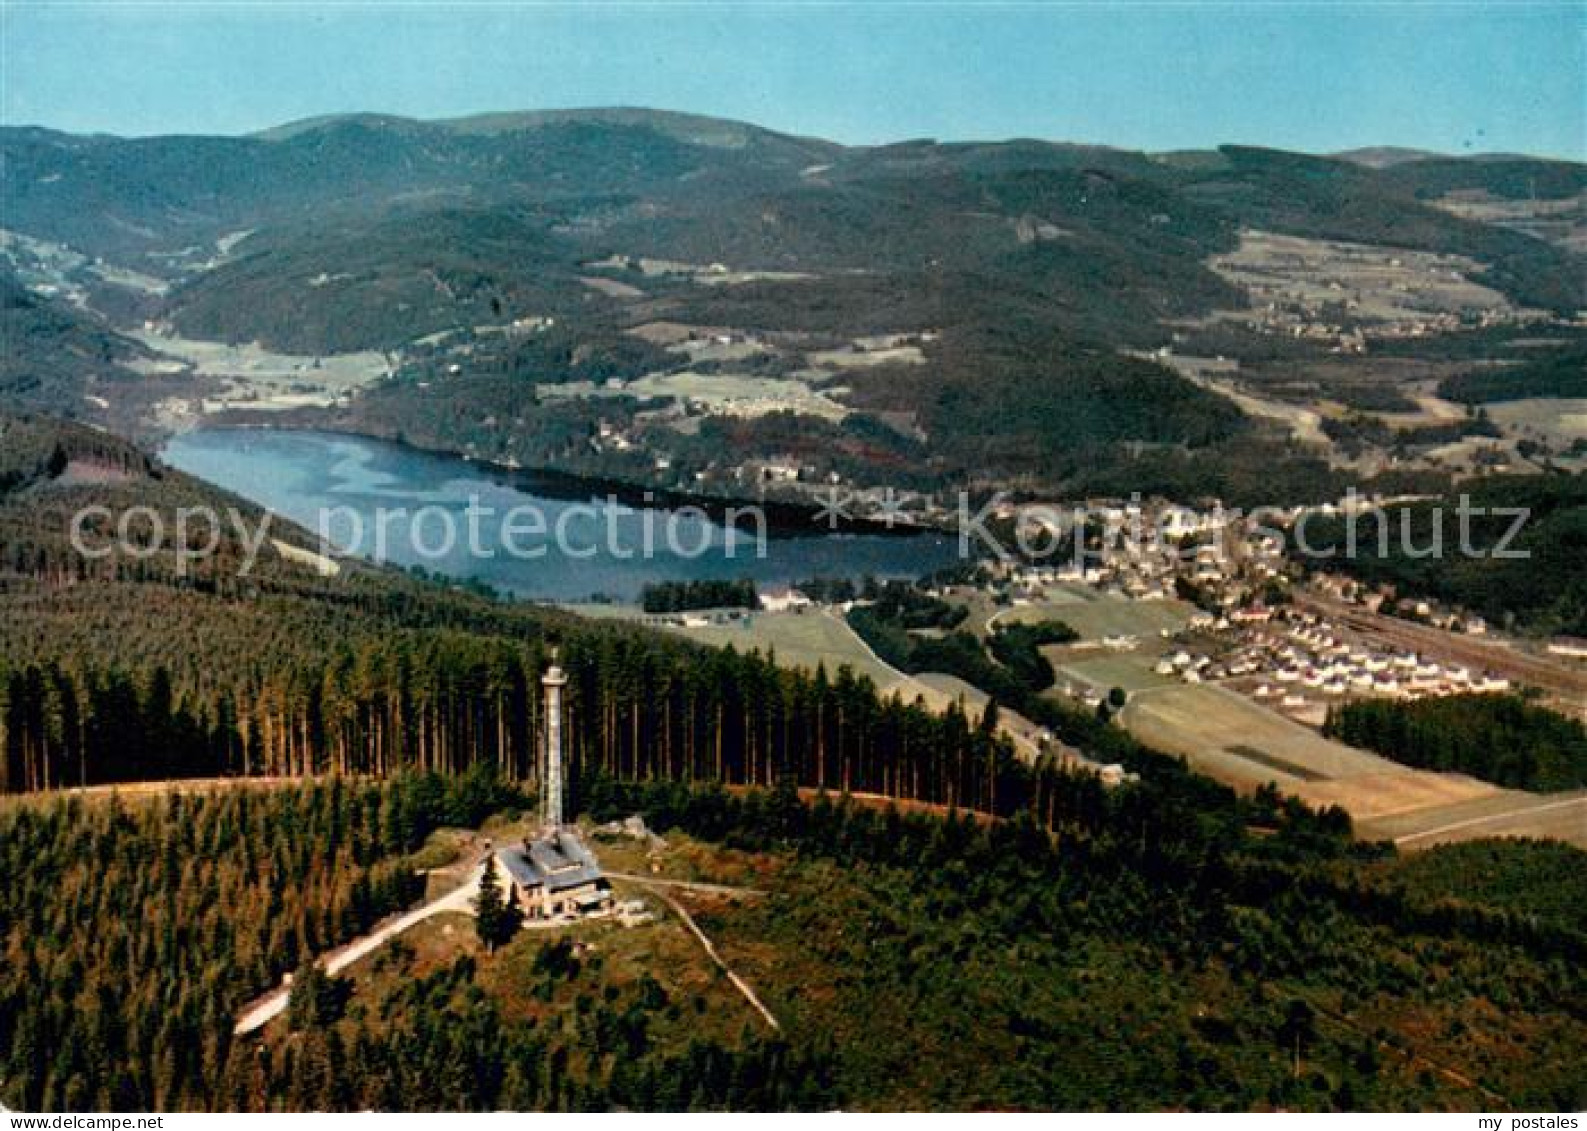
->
[234, 859, 778, 1036]
[606, 871, 780, 1030]
[646, 885, 781, 1032]
[234, 858, 487, 1035]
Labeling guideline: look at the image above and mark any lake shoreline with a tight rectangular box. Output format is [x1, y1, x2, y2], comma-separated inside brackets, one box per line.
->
[180, 421, 950, 542]
[159, 428, 966, 602]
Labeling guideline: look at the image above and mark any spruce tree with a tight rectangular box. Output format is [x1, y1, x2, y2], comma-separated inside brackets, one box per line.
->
[287, 962, 347, 1030]
[473, 857, 521, 952]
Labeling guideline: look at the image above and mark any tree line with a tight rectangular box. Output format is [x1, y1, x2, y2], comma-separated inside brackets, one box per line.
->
[640, 578, 759, 614]
[1324, 692, 1587, 792]
[0, 580, 1034, 821]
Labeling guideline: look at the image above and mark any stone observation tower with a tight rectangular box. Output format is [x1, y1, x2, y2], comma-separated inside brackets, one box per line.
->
[541, 654, 568, 831]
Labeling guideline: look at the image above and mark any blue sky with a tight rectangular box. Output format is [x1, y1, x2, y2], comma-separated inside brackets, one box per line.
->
[2, 2, 1583, 158]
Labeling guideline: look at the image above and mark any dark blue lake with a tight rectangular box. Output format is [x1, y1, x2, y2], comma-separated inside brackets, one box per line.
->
[162, 429, 962, 601]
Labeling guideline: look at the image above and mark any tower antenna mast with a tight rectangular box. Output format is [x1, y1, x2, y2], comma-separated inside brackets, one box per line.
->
[542, 650, 568, 831]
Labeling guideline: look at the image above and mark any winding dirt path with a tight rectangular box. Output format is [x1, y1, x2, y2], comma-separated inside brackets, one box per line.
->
[642, 884, 782, 1033]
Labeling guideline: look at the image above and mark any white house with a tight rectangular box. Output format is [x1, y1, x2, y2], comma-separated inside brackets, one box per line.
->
[759, 585, 813, 613]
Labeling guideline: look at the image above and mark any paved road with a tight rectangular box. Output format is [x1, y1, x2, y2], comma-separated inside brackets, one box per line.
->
[234, 860, 486, 1035]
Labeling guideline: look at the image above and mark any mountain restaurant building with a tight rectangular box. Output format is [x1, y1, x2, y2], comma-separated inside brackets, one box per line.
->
[496, 831, 614, 920]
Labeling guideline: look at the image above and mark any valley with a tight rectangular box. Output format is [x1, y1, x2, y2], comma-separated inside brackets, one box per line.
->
[4, 113, 1585, 514]
[128, 327, 393, 420]
[3, 103, 1586, 1115]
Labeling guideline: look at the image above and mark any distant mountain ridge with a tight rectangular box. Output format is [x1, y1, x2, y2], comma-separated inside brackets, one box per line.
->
[1333, 146, 1449, 168]
[2, 108, 1584, 497]
[253, 106, 842, 154]
[5, 109, 1579, 278]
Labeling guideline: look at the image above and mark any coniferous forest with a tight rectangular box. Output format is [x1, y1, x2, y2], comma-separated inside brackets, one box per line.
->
[0, 776, 829, 1111]
[2, 774, 1583, 1111]
[1323, 693, 1587, 792]
[2, 412, 1585, 1111]
[1, 415, 1028, 807]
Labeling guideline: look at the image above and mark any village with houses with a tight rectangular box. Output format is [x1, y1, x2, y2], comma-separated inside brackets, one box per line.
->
[580, 485, 1586, 851]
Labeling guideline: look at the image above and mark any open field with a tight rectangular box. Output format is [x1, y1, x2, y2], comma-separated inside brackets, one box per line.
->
[577, 274, 646, 299]
[1119, 683, 1399, 787]
[271, 537, 341, 577]
[539, 369, 849, 421]
[1433, 190, 1587, 254]
[1152, 350, 1337, 448]
[1197, 374, 1329, 448]
[1208, 229, 1524, 326]
[1353, 788, 1587, 849]
[910, 671, 989, 712]
[1055, 651, 1177, 694]
[131, 329, 391, 388]
[1119, 681, 1586, 850]
[1169, 353, 1579, 473]
[1486, 396, 1587, 450]
[586, 255, 812, 287]
[668, 337, 771, 364]
[806, 343, 926, 369]
[654, 610, 1050, 757]
[638, 606, 902, 686]
[1371, 389, 1470, 429]
[997, 585, 1195, 641]
[129, 329, 392, 420]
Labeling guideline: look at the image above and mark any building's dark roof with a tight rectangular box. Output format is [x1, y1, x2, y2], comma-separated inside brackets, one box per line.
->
[497, 831, 606, 894]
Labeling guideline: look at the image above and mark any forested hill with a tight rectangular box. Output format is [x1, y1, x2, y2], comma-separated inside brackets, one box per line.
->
[0, 412, 1328, 856]
[5, 777, 1585, 1111]
[0, 410, 386, 590]
[1290, 473, 1587, 637]
[4, 413, 1587, 1112]
[5, 117, 1579, 322]
[0, 271, 158, 429]
[0, 411, 1044, 823]
[5, 113, 1584, 502]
